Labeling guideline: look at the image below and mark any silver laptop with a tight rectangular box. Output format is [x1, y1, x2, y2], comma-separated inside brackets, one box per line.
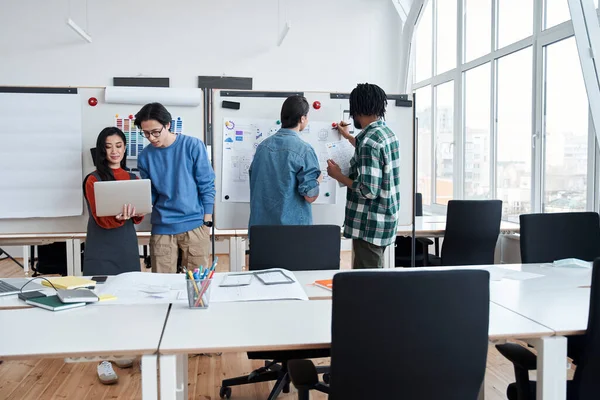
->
[94, 179, 153, 217]
[0, 278, 46, 297]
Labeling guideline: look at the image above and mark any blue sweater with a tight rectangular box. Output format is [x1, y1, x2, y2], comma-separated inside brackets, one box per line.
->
[138, 135, 215, 235]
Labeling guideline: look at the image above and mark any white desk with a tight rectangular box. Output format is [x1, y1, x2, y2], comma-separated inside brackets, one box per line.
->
[0, 304, 169, 400]
[294, 266, 583, 400]
[158, 268, 554, 400]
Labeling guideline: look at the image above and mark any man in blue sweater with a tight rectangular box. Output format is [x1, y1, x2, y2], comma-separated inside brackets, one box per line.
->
[136, 103, 215, 273]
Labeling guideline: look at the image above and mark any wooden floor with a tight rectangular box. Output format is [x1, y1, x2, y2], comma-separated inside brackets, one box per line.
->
[0, 254, 520, 399]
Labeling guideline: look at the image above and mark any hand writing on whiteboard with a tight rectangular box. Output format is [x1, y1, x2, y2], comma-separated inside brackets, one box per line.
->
[334, 121, 356, 147]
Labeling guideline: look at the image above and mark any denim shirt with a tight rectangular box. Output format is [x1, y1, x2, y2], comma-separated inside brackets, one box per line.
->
[249, 128, 320, 227]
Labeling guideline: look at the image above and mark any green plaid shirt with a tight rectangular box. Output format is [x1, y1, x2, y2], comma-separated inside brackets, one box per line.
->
[343, 120, 401, 247]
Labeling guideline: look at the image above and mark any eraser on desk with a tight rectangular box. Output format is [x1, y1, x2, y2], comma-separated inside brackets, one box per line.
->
[98, 294, 118, 302]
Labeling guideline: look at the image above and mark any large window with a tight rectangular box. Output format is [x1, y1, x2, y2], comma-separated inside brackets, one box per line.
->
[496, 47, 533, 221]
[412, 0, 596, 220]
[435, 81, 454, 205]
[543, 37, 588, 212]
[464, 0, 492, 62]
[498, 0, 533, 48]
[415, 1, 432, 83]
[416, 87, 432, 205]
[464, 63, 491, 199]
[436, 0, 457, 74]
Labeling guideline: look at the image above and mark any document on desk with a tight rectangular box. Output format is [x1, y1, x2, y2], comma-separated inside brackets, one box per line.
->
[94, 272, 186, 305]
[210, 269, 308, 303]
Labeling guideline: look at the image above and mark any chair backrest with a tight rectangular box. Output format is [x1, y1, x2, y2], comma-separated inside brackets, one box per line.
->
[519, 212, 600, 263]
[248, 225, 341, 271]
[441, 200, 502, 266]
[415, 192, 423, 217]
[329, 270, 490, 399]
[572, 258, 600, 399]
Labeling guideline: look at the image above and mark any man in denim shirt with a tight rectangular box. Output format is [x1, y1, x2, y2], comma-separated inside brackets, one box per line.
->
[249, 95, 322, 227]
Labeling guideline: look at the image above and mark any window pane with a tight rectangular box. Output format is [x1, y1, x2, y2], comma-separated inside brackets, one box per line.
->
[416, 87, 432, 205]
[415, 1, 432, 82]
[464, 0, 492, 62]
[464, 63, 491, 199]
[544, 37, 588, 212]
[497, 47, 533, 222]
[545, 0, 570, 29]
[437, 0, 457, 73]
[498, 0, 533, 48]
[435, 81, 454, 205]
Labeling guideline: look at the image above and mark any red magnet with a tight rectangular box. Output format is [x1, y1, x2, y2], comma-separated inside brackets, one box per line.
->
[129, 114, 134, 119]
[331, 122, 338, 128]
[313, 101, 321, 110]
[88, 97, 98, 107]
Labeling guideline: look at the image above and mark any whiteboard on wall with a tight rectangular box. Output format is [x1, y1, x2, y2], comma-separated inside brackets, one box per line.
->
[0, 88, 83, 219]
[213, 90, 415, 230]
[0, 87, 204, 234]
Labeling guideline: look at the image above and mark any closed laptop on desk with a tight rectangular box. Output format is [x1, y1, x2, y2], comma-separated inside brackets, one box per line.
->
[94, 179, 152, 217]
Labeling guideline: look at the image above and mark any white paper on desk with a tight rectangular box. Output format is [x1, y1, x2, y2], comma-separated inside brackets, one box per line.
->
[325, 140, 355, 187]
[210, 269, 308, 303]
[94, 272, 186, 305]
[503, 271, 544, 281]
[482, 266, 508, 281]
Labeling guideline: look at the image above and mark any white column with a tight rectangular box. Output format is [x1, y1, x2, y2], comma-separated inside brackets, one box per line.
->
[141, 354, 158, 400]
[532, 336, 567, 400]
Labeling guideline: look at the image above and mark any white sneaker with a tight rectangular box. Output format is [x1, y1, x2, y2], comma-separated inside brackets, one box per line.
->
[114, 358, 134, 368]
[97, 361, 118, 385]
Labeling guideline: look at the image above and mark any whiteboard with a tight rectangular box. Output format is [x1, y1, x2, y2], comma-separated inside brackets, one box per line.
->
[0, 87, 204, 234]
[213, 90, 415, 230]
[0, 89, 82, 219]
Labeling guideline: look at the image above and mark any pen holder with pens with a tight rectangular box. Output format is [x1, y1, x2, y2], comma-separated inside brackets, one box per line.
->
[186, 278, 212, 309]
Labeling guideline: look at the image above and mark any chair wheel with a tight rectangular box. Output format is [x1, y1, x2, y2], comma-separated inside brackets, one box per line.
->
[220, 386, 232, 399]
[323, 373, 330, 384]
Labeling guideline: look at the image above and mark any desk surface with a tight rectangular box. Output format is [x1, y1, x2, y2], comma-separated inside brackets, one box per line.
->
[489, 263, 591, 335]
[159, 267, 554, 356]
[0, 303, 169, 360]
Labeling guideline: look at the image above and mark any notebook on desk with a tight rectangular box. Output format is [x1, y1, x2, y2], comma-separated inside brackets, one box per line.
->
[314, 279, 333, 291]
[26, 295, 86, 311]
[41, 277, 96, 290]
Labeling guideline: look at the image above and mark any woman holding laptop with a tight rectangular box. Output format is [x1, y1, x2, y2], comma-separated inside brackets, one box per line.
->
[82, 126, 145, 384]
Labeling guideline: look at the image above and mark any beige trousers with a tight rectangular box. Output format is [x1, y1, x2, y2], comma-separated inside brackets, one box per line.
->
[149, 226, 210, 273]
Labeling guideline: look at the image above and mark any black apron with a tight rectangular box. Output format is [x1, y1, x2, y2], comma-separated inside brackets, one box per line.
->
[82, 171, 140, 276]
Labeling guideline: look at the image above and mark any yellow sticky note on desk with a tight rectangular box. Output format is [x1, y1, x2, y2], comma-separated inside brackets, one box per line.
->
[98, 294, 117, 302]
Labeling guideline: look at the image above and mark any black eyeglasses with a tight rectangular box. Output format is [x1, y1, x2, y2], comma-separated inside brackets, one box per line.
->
[141, 126, 164, 139]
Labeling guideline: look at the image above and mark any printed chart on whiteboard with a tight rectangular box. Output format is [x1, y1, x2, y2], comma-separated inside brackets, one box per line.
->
[221, 117, 339, 204]
[115, 115, 184, 159]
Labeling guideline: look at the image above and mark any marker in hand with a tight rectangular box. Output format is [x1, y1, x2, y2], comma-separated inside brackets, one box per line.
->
[332, 121, 352, 129]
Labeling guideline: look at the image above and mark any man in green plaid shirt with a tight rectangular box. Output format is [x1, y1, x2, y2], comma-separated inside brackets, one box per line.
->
[327, 83, 401, 269]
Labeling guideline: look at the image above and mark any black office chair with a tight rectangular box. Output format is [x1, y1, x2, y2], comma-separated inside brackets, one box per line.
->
[220, 224, 341, 399]
[519, 212, 600, 263]
[498, 258, 600, 400]
[427, 199, 502, 266]
[395, 193, 436, 267]
[496, 211, 600, 399]
[288, 269, 490, 399]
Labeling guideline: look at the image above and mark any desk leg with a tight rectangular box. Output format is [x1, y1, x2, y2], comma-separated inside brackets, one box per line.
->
[72, 239, 82, 276]
[229, 237, 244, 272]
[141, 354, 158, 400]
[382, 242, 395, 268]
[65, 239, 75, 276]
[532, 336, 567, 400]
[22, 246, 29, 275]
[160, 353, 188, 400]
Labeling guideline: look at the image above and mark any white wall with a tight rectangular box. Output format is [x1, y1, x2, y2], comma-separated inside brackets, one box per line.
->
[0, 0, 401, 93]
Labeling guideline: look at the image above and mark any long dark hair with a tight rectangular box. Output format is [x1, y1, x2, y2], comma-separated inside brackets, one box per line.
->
[95, 127, 127, 181]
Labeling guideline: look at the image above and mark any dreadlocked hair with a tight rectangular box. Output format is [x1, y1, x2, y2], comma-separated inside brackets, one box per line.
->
[349, 83, 388, 119]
